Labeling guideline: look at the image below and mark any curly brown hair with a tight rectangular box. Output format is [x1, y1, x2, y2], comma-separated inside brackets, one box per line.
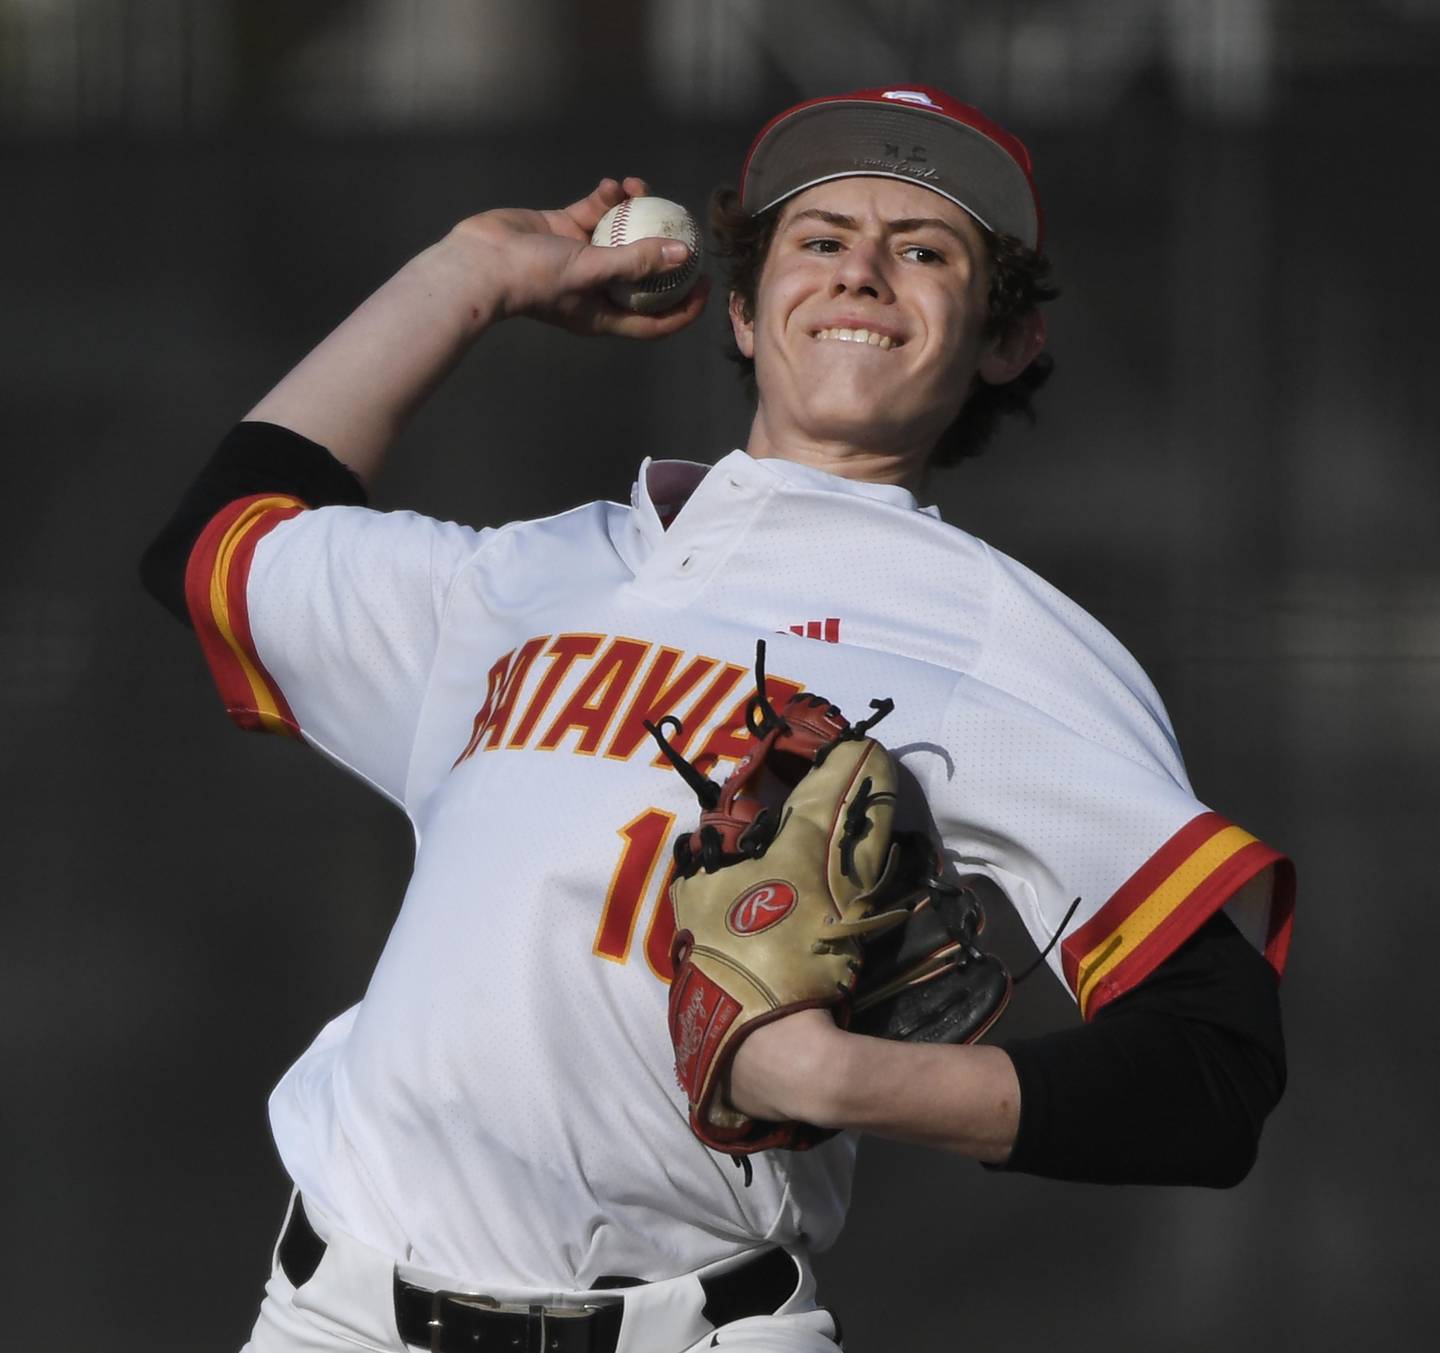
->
[709, 186, 1059, 466]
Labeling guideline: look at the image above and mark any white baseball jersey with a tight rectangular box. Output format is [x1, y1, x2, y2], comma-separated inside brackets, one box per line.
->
[185, 448, 1293, 1290]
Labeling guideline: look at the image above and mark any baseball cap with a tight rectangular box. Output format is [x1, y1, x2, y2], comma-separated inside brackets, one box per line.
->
[740, 85, 1042, 250]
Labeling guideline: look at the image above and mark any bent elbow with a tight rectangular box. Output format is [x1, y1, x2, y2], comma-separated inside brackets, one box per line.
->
[1190, 1036, 1285, 1189]
[1196, 1127, 1260, 1190]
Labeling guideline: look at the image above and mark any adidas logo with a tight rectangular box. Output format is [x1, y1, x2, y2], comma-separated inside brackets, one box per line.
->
[785, 618, 841, 644]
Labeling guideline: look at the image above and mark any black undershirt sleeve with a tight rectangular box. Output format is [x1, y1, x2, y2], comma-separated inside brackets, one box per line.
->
[139, 421, 368, 626]
[996, 910, 1286, 1187]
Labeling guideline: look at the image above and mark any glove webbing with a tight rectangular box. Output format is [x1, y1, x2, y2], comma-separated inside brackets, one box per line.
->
[645, 640, 895, 877]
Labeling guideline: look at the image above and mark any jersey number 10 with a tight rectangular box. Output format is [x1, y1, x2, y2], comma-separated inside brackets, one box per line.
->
[593, 808, 679, 982]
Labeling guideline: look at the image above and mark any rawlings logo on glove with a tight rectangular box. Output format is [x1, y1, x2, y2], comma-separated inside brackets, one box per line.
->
[728, 883, 796, 934]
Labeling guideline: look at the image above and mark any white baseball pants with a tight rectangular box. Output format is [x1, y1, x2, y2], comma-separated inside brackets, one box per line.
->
[241, 1194, 843, 1353]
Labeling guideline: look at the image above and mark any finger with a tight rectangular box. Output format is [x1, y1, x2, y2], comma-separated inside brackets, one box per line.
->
[574, 234, 694, 291]
[620, 176, 651, 199]
[562, 177, 629, 234]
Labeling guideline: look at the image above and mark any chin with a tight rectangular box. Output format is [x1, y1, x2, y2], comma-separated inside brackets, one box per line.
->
[797, 398, 911, 450]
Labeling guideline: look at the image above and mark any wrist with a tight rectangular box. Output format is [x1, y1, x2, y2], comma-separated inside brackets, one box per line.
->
[772, 1013, 852, 1127]
[727, 1009, 846, 1124]
[424, 225, 513, 334]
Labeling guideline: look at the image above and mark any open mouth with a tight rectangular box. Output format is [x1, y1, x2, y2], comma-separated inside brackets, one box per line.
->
[811, 327, 902, 350]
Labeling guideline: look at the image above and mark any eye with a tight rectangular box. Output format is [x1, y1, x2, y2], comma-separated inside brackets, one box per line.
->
[900, 244, 945, 264]
[802, 237, 843, 254]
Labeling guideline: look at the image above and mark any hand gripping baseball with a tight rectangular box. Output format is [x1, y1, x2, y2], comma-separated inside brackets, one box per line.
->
[647, 644, 912, 1155]
[454, 177, 709, 339]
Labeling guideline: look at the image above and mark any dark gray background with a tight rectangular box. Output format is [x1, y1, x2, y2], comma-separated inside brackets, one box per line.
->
[3, 2, 1436, 1349]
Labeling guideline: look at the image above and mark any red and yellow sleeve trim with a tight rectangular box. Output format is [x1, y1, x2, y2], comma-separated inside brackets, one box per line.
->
[184, 493, 306, 736]
[1061, 811, 1296, 1020]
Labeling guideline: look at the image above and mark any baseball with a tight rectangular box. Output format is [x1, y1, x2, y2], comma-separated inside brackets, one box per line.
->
[591, 195, 703, 314]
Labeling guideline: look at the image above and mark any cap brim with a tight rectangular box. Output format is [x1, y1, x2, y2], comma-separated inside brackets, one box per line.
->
[742, 101, 1039, 249]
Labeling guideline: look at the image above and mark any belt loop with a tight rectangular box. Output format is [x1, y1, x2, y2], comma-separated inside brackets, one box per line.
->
[528, 1303, 546, 1353]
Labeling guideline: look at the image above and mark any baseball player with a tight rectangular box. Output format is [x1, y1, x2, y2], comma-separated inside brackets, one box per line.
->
[142, 86, 1293, 1353]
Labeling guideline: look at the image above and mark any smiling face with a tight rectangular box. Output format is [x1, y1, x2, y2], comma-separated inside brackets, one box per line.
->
[730, 176, 1003, 481]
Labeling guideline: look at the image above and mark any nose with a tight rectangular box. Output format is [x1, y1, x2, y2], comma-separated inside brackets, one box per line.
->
[830, 237, 895, 303]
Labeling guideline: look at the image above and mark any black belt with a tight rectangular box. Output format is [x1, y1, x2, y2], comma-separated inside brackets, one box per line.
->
[279, 1195, 805, 1353]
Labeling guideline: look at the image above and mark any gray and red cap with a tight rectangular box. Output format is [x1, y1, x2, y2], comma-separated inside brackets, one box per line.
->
[739, 85, 1043, 251]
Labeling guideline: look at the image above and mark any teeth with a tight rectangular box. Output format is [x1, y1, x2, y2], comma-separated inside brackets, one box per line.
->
[813, 327, 896, 349]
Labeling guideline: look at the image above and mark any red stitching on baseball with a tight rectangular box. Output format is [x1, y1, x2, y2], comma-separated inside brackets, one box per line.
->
[611, 198, 631, 247]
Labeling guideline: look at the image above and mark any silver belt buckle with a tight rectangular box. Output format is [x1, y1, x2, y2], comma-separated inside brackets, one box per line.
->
[426, 1286, 618, 1352]
[427, 1288, 500, 1352]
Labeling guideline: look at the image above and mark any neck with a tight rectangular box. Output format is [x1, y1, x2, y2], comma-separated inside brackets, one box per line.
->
[742, 411, 930, 494]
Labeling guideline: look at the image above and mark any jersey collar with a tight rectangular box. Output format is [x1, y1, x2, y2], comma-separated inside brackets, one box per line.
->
[629, 449, 940, 556]
[741, 452, 942, 517]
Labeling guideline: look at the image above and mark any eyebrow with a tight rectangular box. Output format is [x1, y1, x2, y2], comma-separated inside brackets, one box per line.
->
[785, 208, 973, 246]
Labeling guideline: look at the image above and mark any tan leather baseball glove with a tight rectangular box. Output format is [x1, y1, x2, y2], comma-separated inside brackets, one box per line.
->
[647, 642, 1010, 1158]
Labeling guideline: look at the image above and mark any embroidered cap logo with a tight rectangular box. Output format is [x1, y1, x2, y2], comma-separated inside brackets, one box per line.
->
[881, 89, 941, 108]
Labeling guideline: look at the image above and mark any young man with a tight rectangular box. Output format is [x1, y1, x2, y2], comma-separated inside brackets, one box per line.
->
[144, 87, 1293, 1353]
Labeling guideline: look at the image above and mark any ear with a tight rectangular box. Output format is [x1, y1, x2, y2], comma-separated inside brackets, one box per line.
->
[728, 290, 755, 360]
[978, 308, 1047, 386]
